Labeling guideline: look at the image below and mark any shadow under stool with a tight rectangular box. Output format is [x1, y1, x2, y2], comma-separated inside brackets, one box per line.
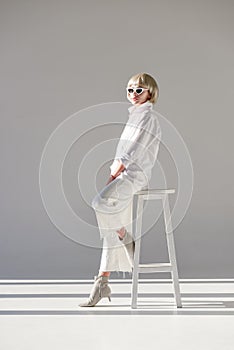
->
[131, 188, 182, 309]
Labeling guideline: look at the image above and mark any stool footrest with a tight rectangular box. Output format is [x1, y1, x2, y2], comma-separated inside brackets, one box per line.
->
[138, 263, 172, 273]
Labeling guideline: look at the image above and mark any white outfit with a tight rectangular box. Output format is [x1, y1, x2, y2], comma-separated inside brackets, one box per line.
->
[91, 100, 161, 273]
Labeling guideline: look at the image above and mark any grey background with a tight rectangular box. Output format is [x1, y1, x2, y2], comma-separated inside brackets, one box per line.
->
[1, 0, 233, 279]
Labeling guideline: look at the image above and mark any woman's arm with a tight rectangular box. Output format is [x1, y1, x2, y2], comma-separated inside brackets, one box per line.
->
[118, 116, 160, 169]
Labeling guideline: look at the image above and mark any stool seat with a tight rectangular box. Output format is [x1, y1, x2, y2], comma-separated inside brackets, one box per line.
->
[131, 188, 182, 309]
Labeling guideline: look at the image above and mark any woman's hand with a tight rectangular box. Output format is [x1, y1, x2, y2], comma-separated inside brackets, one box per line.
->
[106, 161, 126, 185]
[111, 160, 126, 178]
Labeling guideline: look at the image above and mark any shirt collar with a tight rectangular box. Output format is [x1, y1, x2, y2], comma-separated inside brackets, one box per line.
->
[128, 100, 153, 114]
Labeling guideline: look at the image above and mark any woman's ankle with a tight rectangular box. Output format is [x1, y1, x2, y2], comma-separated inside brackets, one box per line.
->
[98, 271, 110, 277]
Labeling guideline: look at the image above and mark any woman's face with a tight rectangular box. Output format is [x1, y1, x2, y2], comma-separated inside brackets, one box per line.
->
[127, 83, 151, 105]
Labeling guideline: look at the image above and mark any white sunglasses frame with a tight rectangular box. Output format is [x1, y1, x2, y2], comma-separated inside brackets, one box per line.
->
[126, 87, 149, 95]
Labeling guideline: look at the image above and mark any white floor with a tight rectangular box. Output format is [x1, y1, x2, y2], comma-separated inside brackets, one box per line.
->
[0, 279, 234, 350]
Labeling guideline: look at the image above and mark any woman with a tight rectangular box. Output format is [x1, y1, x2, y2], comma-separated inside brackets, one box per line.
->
[79, 72, 161, 307]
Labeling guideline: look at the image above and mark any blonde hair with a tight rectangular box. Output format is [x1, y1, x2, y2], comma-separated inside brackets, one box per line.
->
[127, 72, 159, 104]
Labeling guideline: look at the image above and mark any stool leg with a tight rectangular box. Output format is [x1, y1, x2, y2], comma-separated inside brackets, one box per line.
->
[163, 195, 182, 308]
[131, 196, 144, 309]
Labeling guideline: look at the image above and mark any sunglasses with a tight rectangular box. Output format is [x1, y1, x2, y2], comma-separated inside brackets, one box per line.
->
[126, 87, 149, 95]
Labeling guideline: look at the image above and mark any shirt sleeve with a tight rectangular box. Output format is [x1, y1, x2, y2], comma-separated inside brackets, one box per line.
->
[116, 115, 159, 169]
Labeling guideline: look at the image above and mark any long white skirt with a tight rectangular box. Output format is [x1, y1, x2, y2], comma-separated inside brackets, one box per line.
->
[91, 172, 147, 275]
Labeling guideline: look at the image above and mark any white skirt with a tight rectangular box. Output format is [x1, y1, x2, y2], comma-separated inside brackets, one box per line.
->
[91, 172, 147, 274]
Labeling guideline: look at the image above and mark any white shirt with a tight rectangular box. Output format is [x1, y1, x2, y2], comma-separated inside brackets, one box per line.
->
[110, 100, 161, 189]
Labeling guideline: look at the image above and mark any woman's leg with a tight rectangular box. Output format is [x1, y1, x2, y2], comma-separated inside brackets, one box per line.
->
[79, 176, 143, 306]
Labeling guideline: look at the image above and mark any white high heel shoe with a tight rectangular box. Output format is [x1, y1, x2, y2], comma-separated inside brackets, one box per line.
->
[79, 275, 111, 307]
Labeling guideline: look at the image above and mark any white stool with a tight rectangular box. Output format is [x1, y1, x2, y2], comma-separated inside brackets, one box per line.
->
[131, 189, 182, 309]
